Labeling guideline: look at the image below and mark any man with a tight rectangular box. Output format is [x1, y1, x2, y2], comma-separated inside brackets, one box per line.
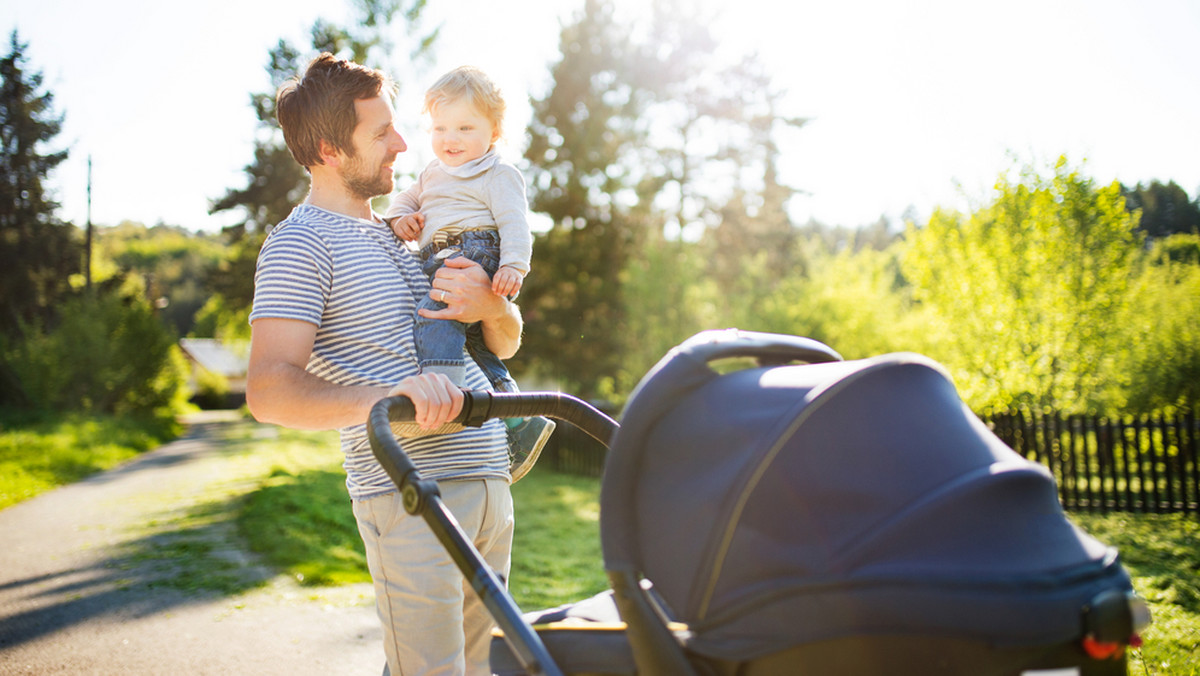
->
[246, 53, 521, 676]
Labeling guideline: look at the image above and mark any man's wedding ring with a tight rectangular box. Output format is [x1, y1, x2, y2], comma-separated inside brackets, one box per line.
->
[438, 289, 447, 302]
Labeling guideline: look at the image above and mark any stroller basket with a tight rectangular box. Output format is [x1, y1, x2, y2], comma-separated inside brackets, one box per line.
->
[367, 330, 1147, 676]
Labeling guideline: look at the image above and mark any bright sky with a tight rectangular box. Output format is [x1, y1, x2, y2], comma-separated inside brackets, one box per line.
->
[4, 0, 1199, 233]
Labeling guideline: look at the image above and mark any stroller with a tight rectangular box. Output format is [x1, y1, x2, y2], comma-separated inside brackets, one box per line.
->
[367, 329, 1149, 676]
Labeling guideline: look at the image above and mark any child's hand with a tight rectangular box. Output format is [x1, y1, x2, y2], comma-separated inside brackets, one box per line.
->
[492, 266, 524, 299]
[390, 213, 425, 241]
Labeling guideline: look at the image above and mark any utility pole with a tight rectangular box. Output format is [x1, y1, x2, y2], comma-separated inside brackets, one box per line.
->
[85, 155, 92, 291]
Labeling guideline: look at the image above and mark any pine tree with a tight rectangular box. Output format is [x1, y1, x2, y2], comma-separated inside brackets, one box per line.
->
[1122, 180, 1200, 238]
[516, 0, 810, 397]
[513, 0, 646, 398]
[0, 30, 80, 337]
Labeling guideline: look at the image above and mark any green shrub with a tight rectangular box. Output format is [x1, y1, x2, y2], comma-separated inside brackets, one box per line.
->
[1, 289, 189, 417]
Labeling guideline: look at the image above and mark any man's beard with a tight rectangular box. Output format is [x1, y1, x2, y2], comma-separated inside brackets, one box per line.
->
[340, 153, 392, 200]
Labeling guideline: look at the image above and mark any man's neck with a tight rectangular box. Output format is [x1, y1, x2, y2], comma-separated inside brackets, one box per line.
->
[305, 175, 376, 222]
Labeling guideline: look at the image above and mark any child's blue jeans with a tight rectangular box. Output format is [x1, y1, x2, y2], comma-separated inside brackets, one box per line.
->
[415, 229, 518, 392]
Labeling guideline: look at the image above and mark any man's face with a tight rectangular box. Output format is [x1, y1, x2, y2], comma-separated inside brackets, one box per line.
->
[340, 95, 407, 200]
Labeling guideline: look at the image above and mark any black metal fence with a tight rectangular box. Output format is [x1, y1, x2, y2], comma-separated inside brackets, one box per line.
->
[538, 404, 1200, 516]
[983, 410, 1200, 515]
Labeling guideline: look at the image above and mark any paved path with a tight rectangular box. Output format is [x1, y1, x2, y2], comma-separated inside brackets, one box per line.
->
[0, 412, 385, 675]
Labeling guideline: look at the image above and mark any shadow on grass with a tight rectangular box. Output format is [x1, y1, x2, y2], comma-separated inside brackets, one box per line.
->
[237, 467, 370, 586]
[1073, 513, 1200, 615]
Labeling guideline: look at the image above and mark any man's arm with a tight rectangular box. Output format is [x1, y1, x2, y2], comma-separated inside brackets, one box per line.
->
[246, 317, 463, 430]
[478, 298, 522, 360]
[419, 255, 523, 359]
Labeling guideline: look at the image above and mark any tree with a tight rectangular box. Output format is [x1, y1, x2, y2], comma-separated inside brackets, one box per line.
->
[94, 221, 225, 337]
[1121, 180, 1200, 238]
[4, 286, 188, 417]
[621, 2, 817, 382]
[513, 0, 646, 397]
[902, 157, 1140, 414]
[0, 33, 193, 417]
[619, 2, 810, 329]
[1118, 234, 1200, 413]
[0, 30, 79, 338]
[515, 0, 811, 398]
[618, 230, 719, 396]
[209, 39, 309, 242]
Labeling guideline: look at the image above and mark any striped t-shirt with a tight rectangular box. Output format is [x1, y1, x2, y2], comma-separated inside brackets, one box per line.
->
[249, 204, 509, 499]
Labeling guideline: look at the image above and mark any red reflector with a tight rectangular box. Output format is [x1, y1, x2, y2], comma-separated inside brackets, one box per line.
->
[1082, 636, 1124, 660]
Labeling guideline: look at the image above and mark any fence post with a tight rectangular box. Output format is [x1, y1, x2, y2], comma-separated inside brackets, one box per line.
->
[1070, 414, 1082, 511]
[1117, 417, 1132, 512]
[1085, 415, 1102, 514]
[1131, 417, 1145, 513]
[1037, 411, 1053, 502]
[1016, 412, 1027, 458]
[1144, 415, 1162, 514]
[1104, 417, 1118, 512]
[1084, 415, 1094, 516]
[1190, 410, 1199, 516]
[1163, 413, 1177, 512]
[1064, 413, 1078, 510]
[1065, 415, 1078, 512]
[1168, 413, 1182, 513]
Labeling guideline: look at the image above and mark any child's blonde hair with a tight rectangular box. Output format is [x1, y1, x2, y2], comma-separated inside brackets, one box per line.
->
[424, 66, 506, 138]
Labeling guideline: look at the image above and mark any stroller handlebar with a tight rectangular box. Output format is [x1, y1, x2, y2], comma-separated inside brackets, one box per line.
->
[367, 391, 618, 514]
[679, 328, 843, 366]
[374, 390, 617, 445]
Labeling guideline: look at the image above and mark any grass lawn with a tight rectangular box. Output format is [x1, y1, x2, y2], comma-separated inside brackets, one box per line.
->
[0, 411, 179, 509]
[236, 433, 609, 611]
[508, 470, 607, 610]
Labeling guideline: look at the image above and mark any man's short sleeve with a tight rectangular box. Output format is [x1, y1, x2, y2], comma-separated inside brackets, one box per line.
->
[249, 222, 333, 327]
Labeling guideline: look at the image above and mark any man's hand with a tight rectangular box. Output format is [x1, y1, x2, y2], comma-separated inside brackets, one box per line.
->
[420, 256, 522, 359]
[390, 213, 425, 241]
[386, 373, 464, 430]
[421, 256, 506, 323]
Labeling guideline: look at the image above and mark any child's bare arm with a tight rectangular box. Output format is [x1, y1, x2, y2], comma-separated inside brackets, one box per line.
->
[390, 213, 425, 241]
[492, 265, 524, 299]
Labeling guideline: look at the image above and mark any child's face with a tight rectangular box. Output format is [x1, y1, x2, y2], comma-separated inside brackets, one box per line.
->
[429, 98, 498, 168]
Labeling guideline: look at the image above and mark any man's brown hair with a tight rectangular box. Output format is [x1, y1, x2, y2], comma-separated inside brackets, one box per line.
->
[276, 53, 396, 168]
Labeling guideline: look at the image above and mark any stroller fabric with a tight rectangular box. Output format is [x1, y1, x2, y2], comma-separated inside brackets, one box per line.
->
[600, 346, 1133, 662]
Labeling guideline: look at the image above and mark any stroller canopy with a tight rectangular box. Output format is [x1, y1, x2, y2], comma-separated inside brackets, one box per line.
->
[600, 332, 1132, 662]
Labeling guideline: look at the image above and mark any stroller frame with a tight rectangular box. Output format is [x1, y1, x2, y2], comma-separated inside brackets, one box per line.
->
[368, 389, 616, 676]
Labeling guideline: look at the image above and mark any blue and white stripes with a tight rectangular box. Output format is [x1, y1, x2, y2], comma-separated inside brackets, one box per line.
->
[251, 204, 508, 499]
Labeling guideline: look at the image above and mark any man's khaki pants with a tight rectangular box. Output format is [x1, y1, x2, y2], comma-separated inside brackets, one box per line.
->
[353, 479, 514, 676]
